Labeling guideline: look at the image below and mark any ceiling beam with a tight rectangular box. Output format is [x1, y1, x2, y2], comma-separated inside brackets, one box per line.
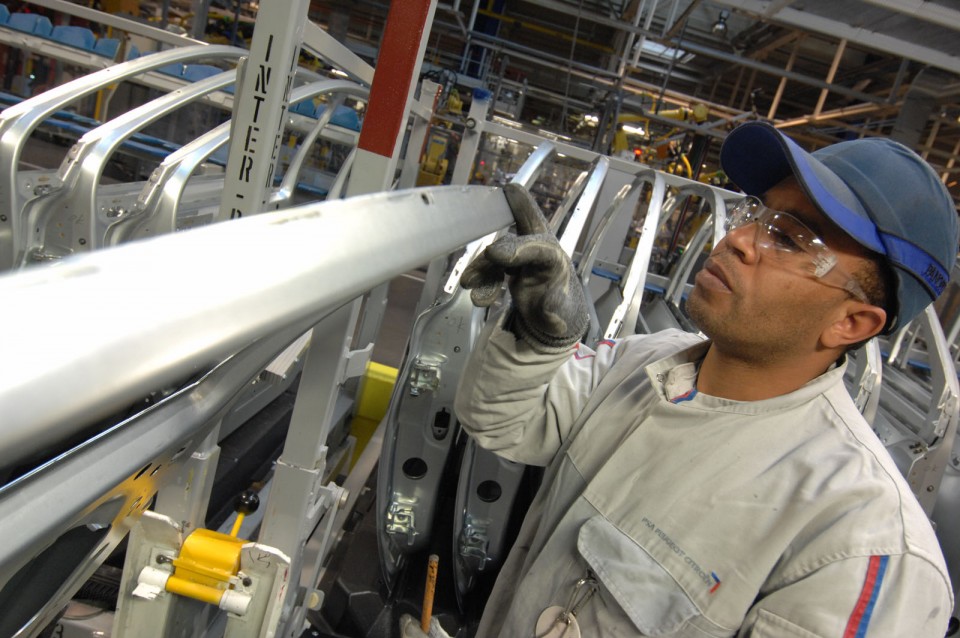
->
[762, 0, 797, 18]
[663, 0, 700, 39]
[858, 0, 960, 32]
[710, 0, 960, 75]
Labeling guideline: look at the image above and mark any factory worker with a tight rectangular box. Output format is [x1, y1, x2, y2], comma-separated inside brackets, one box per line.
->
[405, 121, 959, 637]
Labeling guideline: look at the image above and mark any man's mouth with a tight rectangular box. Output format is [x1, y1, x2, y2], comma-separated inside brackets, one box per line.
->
[701, 258, 732, 291]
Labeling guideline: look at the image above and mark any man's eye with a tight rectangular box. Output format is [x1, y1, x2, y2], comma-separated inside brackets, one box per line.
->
[767, 226, 801, 251]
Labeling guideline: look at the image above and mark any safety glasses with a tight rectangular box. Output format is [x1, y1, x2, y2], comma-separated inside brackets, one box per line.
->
[725, 197, 869, 302]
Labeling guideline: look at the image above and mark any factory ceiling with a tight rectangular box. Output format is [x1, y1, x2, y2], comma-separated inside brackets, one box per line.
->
[311, 0, 960, 203]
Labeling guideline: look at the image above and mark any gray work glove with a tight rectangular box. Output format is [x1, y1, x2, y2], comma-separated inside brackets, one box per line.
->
[461, 183, 589, 352]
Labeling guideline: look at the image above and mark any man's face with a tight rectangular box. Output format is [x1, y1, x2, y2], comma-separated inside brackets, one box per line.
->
[686, 177, 871, 363]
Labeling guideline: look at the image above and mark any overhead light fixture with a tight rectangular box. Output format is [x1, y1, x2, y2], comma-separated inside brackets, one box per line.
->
[711, 10, 729, 36]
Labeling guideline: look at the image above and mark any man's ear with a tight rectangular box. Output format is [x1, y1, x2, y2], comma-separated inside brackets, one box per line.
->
[821, 303, 887, 349]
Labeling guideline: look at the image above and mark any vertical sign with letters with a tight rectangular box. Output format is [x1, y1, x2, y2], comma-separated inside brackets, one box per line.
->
[219, 0, 311, 221]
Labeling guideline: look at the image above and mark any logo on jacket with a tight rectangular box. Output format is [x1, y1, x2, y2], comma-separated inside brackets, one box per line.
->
[710, 572, 722, 594]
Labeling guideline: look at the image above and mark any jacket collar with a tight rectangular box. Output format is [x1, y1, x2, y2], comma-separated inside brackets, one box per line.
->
[645, 341, 849, 413]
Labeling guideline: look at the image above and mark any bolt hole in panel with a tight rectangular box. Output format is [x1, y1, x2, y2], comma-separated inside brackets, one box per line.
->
[402, 457, 428, 480]
[476, 480, 501, 503]
[432, 408, 451, 440]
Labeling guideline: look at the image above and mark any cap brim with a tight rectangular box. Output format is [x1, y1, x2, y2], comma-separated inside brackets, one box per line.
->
[720, 123, 886, 255]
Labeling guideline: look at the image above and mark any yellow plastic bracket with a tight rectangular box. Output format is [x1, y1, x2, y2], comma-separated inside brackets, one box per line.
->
[171, 528, 245, 588]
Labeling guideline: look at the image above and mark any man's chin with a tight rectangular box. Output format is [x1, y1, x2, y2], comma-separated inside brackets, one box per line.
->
[684, 294, 708, 335]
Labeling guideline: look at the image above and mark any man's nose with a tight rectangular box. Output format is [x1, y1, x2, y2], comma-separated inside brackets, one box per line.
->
[720, 222, 761, 264]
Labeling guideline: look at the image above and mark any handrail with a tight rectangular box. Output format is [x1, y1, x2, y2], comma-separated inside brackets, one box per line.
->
[0, 185, 514, 468]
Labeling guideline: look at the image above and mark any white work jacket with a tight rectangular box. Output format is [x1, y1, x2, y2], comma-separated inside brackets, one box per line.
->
[454, 318, 953, 637]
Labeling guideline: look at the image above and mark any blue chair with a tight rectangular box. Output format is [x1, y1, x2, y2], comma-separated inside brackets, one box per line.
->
[209, 145, 229, 167]
[93, 37, 119, 59]
[8, 13, 52, 37]
[94, 38, 138, 60]
[50, 25, 96, 52]
[0, 5, 10, 24]
[289, 100, 317, 118]
[315, 104, 361, 132]
[182, 64, 223, 82]
[157, 63, 184, 77]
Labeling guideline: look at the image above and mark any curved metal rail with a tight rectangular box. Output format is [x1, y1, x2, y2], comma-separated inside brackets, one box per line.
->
[0, 185, 514, 469]
[0, 44, 246, 270]
[19, 70, 237, 265]
[108, 79, 369, 244]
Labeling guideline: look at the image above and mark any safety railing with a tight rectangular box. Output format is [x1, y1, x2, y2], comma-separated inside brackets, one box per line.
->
[0, 184, 513, 637]
[107, 79, 369, 245]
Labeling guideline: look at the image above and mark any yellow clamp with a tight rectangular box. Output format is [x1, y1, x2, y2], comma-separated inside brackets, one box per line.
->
[136, 492, 259, 614]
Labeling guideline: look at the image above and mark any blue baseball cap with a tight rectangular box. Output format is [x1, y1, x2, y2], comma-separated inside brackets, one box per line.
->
[720, 121, 959, 333]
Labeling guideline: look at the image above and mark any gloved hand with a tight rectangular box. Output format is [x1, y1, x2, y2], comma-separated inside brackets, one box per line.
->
[461, 183, 589, 352]
[399, 613, 451, 638]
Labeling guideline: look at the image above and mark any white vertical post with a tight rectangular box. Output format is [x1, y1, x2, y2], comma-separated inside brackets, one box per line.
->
[449, 89, 491, 185]
[398, 79, 442, 189]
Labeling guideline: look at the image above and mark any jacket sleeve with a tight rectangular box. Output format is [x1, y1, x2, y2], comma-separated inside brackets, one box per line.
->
[738, 553, 953, 638]
[454, 311, 621, 466]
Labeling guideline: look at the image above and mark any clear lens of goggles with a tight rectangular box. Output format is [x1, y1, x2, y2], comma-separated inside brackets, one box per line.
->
[725, 197, 868, 302]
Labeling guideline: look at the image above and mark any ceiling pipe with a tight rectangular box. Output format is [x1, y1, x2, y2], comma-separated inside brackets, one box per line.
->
[510, 0, 884, 104]
[467, 30, 701, 84]
[707, 0, 960, 75]
[675, 40, 882, 104]
[774, 101, 897, 128]
[465, 31, 746, 117]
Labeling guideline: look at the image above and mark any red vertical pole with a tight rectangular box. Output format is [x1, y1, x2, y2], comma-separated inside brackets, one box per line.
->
[356, 0, 436, 161]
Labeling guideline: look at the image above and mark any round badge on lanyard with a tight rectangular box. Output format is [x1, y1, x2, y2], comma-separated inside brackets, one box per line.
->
[535, 606, 582, 638]
[534, 571, 597, 638]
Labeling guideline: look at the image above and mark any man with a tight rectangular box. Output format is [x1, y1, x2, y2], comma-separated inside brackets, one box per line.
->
[406, 122, 958, 638]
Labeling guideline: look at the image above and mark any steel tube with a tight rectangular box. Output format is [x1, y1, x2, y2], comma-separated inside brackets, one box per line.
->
[0, 185, 513, 467]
